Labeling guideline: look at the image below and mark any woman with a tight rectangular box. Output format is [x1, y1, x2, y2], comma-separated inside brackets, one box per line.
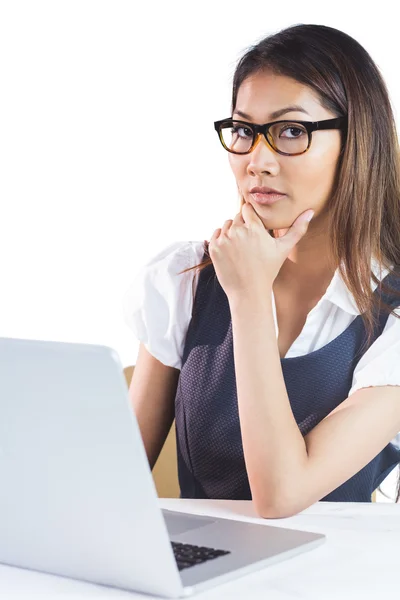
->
[124, 24, 400, 517]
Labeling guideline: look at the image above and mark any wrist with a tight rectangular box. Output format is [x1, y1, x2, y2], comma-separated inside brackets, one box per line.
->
[228, 288, 274, 314]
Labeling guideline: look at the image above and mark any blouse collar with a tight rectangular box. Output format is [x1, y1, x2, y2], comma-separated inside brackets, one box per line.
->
[322, 257, 393, 316]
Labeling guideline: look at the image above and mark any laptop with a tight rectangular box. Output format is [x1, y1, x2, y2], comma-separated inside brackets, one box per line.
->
[0, 336, 325, 598]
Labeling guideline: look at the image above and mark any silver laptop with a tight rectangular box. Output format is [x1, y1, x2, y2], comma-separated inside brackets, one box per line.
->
[0, 336, 325, 598]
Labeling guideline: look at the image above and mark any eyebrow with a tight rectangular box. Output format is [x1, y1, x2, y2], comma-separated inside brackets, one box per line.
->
[233, 105, 310, 121]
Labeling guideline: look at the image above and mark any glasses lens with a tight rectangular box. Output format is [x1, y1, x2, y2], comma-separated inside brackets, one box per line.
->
[219, 121, 255, 154]
[269, 122, 309, 154]
[219, 121, 310, 154]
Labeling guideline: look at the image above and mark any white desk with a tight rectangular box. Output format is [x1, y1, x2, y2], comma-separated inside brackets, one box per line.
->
[1, 499, 398, 599]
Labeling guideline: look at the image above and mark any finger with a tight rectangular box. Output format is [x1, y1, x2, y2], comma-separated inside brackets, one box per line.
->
[209, 228, 222, 252]
[280, 210, 314, 251]
[241, 201, 262, 226]
[220, 219, 233, 237]
[232, 211, 245, 226]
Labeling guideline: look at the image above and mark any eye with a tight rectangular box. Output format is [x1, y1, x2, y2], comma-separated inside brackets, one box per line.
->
[279, 125, 306, 139]
[231, 125, 253, 139]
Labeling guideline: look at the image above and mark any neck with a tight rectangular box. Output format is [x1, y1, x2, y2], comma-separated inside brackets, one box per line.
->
[273, 216, 336, 287]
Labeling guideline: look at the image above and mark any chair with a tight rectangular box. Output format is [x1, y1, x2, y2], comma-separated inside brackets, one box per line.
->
[123, 366, 180, 498]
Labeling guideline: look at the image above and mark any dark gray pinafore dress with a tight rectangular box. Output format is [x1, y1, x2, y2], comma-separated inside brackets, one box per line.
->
[175, 252, 400, 501]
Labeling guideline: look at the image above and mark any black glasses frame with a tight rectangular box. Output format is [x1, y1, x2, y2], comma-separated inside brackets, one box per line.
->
[214, 116, 347, 156]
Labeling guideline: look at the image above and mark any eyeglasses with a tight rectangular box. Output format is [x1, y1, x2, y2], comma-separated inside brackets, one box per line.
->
[214, 116, 347, 156]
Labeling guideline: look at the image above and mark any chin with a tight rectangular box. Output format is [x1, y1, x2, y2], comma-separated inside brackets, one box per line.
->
[256, 213, 291, 233]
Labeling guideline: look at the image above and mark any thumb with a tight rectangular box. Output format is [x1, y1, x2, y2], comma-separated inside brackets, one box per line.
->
[298, 209, 315, 226]
[280, 209, 315, 250]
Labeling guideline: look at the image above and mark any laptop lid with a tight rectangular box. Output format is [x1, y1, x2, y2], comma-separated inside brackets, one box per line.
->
[0, 336, 183, 597]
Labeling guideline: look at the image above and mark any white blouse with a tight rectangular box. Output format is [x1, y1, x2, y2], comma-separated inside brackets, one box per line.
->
[123, 240, 400, 400]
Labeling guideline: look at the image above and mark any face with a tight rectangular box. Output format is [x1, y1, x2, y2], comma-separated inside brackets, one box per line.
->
[229, 70, 343, 234]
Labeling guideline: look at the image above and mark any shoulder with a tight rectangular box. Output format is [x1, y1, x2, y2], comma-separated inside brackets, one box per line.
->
[122, 241, 205, 369]
[350, 307, 400, 396]
[146, 240, 206, 275]
[124, 241, 205, 298]
[341, 259, 400, 398]
[146, 240, 204, 266]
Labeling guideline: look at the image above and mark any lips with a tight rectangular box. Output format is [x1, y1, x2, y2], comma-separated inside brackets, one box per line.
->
[249, 187, 286, 206]
[250, 186, 285, 195]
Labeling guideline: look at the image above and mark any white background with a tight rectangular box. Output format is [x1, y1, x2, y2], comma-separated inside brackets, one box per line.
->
[1, 0, 400, 367]
[1, 1, 399, 500]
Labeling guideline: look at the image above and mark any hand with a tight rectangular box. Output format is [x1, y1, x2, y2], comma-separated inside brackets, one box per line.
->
[208, 202, 314, 300]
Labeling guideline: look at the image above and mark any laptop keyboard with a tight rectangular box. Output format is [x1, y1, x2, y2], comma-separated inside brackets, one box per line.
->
[171, 541, 231, 571]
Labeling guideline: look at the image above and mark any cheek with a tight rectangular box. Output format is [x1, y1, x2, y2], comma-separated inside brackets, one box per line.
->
[228, 154, 246, 179]
[294, 145, 340, 195]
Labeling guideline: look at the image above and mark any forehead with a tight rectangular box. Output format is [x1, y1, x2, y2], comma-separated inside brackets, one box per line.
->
[235, 70, 324, 120]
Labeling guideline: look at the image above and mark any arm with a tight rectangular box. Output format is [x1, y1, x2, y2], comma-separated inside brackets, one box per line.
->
[229, 294, 400, 519]
[129, 343, 180, 470]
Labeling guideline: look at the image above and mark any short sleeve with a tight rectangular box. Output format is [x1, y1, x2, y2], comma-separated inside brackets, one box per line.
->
[122, 241, 205, 369]
[349, 308, 400, 397]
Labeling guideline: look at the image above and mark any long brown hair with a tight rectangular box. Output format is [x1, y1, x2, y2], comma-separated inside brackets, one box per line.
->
[179, 24, 400, 502]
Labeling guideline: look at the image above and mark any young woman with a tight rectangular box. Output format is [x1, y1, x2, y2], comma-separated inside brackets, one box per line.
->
[124, 24, 400, 517]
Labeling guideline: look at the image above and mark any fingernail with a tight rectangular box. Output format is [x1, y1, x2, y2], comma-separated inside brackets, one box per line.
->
[305, 210, 315, 222]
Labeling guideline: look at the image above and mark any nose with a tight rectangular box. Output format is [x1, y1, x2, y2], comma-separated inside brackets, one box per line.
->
[246, 133, 280, 176]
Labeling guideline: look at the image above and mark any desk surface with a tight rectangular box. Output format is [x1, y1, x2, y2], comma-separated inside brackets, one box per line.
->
[1, 499, 398, 599]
